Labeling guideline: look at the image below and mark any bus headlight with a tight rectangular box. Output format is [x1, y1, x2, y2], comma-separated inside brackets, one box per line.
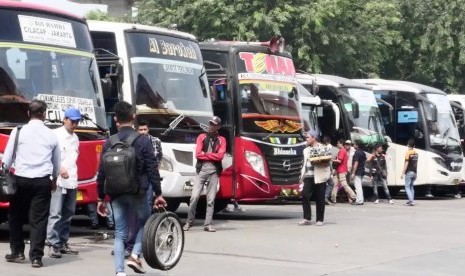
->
[433, 157, 448, 169]
[159, 156, 173, 172]
[245, 151, 266, 177]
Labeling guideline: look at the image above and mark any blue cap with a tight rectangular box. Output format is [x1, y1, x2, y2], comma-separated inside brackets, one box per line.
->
[306, 129, 318, 138]
[64, 107, 82, 120]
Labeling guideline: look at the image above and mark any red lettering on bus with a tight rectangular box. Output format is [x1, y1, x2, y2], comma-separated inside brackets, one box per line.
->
[239, 52, 255, 72]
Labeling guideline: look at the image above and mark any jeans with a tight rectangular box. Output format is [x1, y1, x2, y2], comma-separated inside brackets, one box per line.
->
[87, 202, 114, 226]
[9, 176, 51, 261]
[187, 171, 219, 226]
[111, 194, 150, 274]
[373, 177, 392, 200]
[325, 177, 334, 200]
[47, 186, 77, 248]
[126, 188, 152, 252]
[301, 178, 326, 222]
[353, 175, 364, 203]
[405, 171, 416, 203]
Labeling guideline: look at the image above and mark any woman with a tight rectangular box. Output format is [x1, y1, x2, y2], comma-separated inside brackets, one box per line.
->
[299, 130, 332, 226]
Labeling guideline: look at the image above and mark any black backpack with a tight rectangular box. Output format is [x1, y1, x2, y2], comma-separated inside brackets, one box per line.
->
[102, 132, 141, 195]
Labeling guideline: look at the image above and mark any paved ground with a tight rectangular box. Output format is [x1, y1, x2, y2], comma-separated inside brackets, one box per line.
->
[0, 195, 464, 276]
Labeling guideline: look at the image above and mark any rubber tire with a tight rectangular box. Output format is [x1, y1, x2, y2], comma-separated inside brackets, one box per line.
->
[142, 212, 184, 271]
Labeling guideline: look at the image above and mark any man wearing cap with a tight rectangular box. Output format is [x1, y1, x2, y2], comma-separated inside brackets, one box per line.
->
[184, 116, 226, 232]
[47, 107, 82, 258]
[331, 139, 356, 203]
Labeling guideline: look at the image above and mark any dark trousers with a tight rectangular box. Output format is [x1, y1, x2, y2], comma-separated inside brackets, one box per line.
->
[301, 177, 326, 222]
[9, 176, 51, 261]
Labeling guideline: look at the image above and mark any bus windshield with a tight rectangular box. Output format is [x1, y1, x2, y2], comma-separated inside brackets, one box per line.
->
[425, 93, 462, 151]
[126, 32, 212, 118]
[342, 87, 385, 145]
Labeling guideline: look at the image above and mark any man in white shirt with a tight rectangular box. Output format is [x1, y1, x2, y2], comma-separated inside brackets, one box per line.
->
[47, 107, 81, 258]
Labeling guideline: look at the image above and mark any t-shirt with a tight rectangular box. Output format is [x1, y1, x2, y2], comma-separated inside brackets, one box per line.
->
[405, 149, 418, 173]
[352, 149, 366, 176]
[336, 147, 348, 174]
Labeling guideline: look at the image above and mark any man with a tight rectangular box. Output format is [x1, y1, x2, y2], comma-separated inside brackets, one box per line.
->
[183, 116, 226, 232]
[96, 101, 166, 276]
[331, 139, 356, 203]
[322, 136, 335, 205]
[136, 119, 163, 164]
[401, 139, 418, 206]
[47, 107, 81, 258]
[2, 100, 60, 268]
[350, 140, 366, 205]
[368, 143, 394, 204]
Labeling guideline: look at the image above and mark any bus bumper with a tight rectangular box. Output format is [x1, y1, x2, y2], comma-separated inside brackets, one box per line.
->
[76, 181, 98, 205]
[160, 170, 198, 198]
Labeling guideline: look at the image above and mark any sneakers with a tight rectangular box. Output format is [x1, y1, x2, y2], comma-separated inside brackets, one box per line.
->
[116, 272, 127, 276]
[49, 246, 62, 258]
[298, 219, 311, 226]
[183, 223, 192, 231]
[127, 256, 146, 274]
[5, 252, 25, 263]
[315, 221, 324, 226]
[454, 193, 462, 199]
[60, 243, 79, 255]
[204, 225, 217, 232]
[404, 201, 415, 206]
[374, 199, 379, 204]
[325, 199, 333, 205]
[425, 193, 434, 198]
[389, 199, 394, 204]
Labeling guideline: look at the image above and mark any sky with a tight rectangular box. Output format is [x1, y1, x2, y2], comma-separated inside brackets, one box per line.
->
[20, 0, 107, 17]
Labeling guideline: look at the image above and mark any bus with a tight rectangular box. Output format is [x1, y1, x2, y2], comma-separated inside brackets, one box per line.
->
[88, 21, 214, 212]
[0, 1, 108, 220]
[200, 38, 305, 203]
[355, 79, 464, 195]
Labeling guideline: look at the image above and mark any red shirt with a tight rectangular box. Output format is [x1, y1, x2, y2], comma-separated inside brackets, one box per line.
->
[336, 147, 348, 173]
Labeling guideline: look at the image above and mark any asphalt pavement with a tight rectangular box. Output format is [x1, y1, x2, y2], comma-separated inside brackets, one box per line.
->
[0, 194, 464, 276]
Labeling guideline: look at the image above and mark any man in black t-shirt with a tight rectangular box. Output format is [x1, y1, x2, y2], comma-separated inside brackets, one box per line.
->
[368, 143, 394, 204]
[350, 140, 366, 205]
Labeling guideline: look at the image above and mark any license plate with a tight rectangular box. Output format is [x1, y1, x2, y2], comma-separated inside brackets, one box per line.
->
[453, 179, 460, 185]
[76, 191, 83, 201]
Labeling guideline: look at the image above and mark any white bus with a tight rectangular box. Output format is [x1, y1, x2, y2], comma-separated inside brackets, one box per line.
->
[88, 21, 214, 211]
[356, 79, 463, 195]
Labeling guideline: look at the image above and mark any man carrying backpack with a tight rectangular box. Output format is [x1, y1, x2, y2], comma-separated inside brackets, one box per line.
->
[183, 116, 226, 232]
[96, 101, 166, 276]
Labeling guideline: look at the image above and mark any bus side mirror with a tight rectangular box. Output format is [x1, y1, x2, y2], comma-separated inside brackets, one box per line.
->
[353, 101, 360, 118]
[101, 77, 112, 99]
[431, 106, 438, 122]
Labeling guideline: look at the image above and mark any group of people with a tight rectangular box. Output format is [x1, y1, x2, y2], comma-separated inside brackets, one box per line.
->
[298, 130, 419, 226]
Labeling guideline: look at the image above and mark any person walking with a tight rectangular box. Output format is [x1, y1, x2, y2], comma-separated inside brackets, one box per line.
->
[183, 116, 226, 232]
[401, 139, 418, 206]
[2, 100, 60, 268]
[368, 144, 394, 204]
[331, 139, 356, 203]
[350, 140, 366, 205]
[298, 130, 332, 226]
[47, 107, 81, 258]
[96, 101, 166, 276]
[322, 136, 335, 205]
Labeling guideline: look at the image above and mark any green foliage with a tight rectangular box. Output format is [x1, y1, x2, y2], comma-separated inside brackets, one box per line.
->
[132, 0, 465, 93]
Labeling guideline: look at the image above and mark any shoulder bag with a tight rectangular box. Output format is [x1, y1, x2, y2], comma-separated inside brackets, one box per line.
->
[0, 126, 22, 201]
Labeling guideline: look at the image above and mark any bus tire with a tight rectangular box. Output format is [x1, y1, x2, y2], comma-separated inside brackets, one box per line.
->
[142, 211, 184, 271]
[192, 199, 230, 218]
[164, 198, 181, 213]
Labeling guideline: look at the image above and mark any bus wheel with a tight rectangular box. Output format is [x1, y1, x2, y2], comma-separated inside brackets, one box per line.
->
[164, 199, 181, 212]
[193, 199, 230, 218]
[143, 211, 184, 271]
[388, 187, 401, 197]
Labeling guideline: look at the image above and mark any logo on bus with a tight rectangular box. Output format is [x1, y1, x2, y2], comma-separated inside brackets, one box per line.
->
[274, 148, 297, 156]
[239, 52, 295, 76]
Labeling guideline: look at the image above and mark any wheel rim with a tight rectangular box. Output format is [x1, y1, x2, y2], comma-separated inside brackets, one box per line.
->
[153, 216, 183, 267]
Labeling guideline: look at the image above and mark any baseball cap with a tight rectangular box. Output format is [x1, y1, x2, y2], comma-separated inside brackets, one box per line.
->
[209, 116, 222, 125]
[64, 107, 82, 121]
[345, 139, 352, 145]
[306, 129, 318, 138]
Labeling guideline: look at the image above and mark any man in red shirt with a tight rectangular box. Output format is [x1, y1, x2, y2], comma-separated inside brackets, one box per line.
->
[330, 139, 356, 203]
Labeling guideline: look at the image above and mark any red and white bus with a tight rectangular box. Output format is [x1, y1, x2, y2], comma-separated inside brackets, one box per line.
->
[199, 38, 305, 207]
[0, 1, 107, 220]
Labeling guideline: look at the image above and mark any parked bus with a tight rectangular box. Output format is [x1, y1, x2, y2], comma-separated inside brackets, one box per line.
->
[88, 21, 214, 212]
[200, 38, 305, 203]
[447, 94, 465, 149]
[355, 79, 464, 194]
[0, 1, 108, 220]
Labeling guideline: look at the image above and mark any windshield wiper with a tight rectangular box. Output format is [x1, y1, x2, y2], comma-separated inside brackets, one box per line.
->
[162, 114, 185, 136]
[81, 114, 109, 134]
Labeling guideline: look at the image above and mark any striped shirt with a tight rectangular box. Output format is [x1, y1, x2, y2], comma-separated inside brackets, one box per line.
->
[2, 119, 60, 178]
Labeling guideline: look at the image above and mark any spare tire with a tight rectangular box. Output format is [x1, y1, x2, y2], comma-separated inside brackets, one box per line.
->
[142, 211, 184, 270]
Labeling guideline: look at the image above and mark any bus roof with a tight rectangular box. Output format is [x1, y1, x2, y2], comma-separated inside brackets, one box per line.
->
[354, 79, 446, 95]
[297, 73, 371, 90]
[199, 41, 293, 58]
[0, 0, 84, 22]
[87, 20, 198, 41]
